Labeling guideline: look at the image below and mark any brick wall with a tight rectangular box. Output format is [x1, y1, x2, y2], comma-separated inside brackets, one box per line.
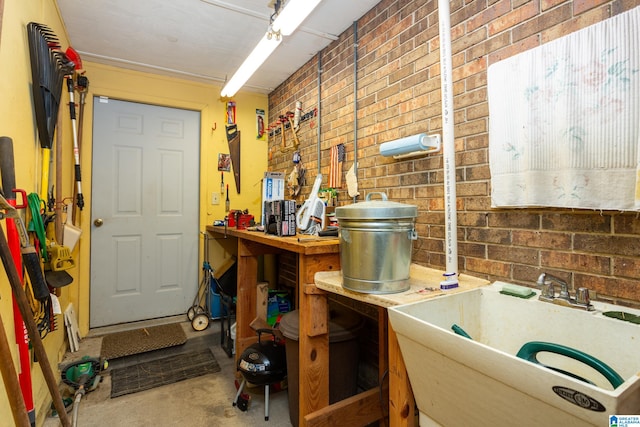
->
[268, 0, 640, 306]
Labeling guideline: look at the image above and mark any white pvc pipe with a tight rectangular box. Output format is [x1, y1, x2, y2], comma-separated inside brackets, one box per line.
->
[438, 0, 459, 286]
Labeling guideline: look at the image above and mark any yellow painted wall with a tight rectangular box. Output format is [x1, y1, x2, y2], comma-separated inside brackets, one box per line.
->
[0, 0, 268, 423]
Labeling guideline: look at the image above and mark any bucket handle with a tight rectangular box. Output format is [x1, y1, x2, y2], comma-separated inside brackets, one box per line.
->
[365, 192, 388, 201]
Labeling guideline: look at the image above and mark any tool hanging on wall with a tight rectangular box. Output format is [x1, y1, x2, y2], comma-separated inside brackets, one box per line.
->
[293, 101, 302, 130]
[66, 76, 84, 213]
[226, 124, 241, 193]
[0, 302, 31, 427]
[225, 184, 230, 212]
[26, 22, 75, 150]
[285, 111, 300, 148]
[76, 74, 89, 147]
[277, 114, 299, 153]
[287, 151, 306, 198]
[0, 136, 36, 426]
[278, 116, 286, 151]
[27, 22, 74, 215]
[1, 194, 50, 301]
[66, 47, 87, 228]
[0, 221, 72, 427]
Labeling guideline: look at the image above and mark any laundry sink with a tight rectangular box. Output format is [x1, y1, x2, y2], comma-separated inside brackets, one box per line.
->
[388, 281, 640, 426]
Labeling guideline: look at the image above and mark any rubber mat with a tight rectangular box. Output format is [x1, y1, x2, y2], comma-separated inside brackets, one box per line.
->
[100, 323, 187, 360]
[110, 347, 220, 398]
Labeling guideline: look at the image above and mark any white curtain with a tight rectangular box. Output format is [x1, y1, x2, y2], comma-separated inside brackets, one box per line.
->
[488, 6, 640, 211]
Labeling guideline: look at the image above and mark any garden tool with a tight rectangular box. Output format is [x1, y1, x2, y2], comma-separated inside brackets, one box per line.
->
[0, 136, 36, 425]
[0, 193, 50, 301]
[61, 356, 108, 427]
[0, 202, 71, 427]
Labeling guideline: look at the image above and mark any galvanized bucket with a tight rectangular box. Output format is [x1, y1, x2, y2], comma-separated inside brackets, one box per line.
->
[335, 192, 417, 294]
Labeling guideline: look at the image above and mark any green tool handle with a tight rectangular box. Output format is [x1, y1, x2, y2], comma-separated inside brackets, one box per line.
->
[516, 341, 624, 389]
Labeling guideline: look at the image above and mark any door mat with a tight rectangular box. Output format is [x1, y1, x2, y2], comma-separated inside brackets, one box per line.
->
[110, 347, 220, 398]
[100, 323, 187, 360]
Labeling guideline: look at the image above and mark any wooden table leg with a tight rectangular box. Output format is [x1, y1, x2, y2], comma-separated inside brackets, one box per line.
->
[388, 319, 415, 427]
[234, 239, 259, 364]
[298, 254, 332, 426]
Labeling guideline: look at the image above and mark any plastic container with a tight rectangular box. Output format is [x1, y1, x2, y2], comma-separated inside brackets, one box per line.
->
[230, 322, 236, 355]
[279, 305, 365, 427]
[209, 292, 223, 319]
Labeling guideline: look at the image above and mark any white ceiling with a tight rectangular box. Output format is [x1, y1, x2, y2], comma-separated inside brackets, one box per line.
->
[56, 0, 381, 94]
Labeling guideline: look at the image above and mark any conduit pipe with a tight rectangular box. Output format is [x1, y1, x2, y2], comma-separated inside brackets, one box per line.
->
[438, 0, 459, 289]
[352, 20, 358, 202]
[317, 52, 322, 173]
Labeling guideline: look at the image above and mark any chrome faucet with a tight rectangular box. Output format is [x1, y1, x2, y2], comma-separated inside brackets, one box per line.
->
[536, 273, 594, 311]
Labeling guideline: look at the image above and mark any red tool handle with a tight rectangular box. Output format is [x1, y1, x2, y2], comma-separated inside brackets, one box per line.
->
[0, 136, 35, 424]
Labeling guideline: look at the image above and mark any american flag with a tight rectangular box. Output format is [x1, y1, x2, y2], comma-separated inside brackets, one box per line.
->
[329, 143, 345, 188]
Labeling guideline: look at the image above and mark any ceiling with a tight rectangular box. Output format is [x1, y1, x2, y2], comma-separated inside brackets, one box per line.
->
[56, 0, 381, 94]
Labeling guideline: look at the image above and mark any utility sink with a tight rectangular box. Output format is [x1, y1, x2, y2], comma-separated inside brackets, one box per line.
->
[388, 282, 640, 426]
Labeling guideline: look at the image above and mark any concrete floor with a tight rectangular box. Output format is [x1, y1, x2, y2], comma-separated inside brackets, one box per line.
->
[43, 316, 293, 427]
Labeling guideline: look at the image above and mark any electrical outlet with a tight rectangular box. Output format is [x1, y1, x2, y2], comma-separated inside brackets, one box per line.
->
[212, 192, 220, 205]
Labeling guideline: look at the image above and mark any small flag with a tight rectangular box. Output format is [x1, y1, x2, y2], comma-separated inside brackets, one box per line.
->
[329, 143, 345, 188]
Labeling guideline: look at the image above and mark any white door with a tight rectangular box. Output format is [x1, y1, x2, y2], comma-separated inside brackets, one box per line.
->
[90, 98, 200, 327]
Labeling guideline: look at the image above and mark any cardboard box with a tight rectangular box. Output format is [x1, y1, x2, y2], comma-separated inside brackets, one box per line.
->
[264, 200, 296, 236]
[256, 282, 269, 324]
[262, 172, 285, 225]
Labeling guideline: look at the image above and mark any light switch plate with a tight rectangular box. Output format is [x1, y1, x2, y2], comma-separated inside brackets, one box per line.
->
[212, 192, 220, 205]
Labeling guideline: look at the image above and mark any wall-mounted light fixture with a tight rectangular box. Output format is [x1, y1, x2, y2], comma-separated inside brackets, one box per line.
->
[220, 0, 322, 97]
[379, 133, 441, 159]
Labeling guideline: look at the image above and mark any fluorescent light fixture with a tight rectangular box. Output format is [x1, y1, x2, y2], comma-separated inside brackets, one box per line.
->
[220, 33, 281, 97]
[272, 0, 322, 36]
[220, 0, 321, 97]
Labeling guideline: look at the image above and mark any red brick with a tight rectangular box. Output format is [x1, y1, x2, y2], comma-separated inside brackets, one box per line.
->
[512, 230, 572, 249]
[574, 0, 610, 15]
[465, 257, 512, 277]
[542, 213, 611, 233]
[541, 251, 610, 275]
[489, 0, 540, 36]
[613, 257, 640, 279]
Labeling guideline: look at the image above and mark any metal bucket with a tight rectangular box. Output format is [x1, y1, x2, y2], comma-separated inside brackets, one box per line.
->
[335, 192, 417, 294]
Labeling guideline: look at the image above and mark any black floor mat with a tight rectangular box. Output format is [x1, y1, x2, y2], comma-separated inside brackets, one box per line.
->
[110, 345, 221, 398]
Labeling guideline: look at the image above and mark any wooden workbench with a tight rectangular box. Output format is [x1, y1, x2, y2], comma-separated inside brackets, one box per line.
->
[206, 226, 349, 426]
[207, 225, 490, 426]
[315, 264, 490, 427]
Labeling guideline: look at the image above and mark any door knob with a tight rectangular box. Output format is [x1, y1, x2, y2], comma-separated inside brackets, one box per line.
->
[94, 218, 104, 227]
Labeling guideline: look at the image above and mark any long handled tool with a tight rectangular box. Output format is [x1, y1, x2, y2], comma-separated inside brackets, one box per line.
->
[0, 17, 27, 427]
[0, 194, 50, 301]
[0, 138, 68, 426]
[0, 222, 71, 427]
[0, 307, 30, 427]
[0, 136, 36, 425]
[66, 76, 84, 213]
